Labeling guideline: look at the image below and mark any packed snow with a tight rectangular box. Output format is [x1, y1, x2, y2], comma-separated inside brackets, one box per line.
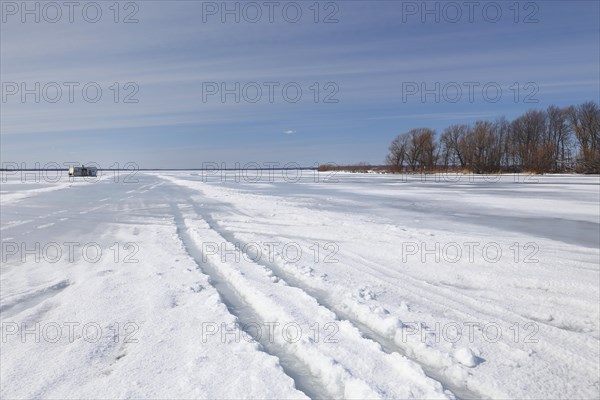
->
[1, 171, 598, 399]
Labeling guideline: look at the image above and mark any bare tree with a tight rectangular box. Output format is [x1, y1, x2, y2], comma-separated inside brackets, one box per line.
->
[461, 121, 501, 173]
[546, 105, 572, 171]
[440, 125, 468, 168]
[386, 133, 409, 171]
[405, 128, 437, 171]
[493, 117, 511, 169]
[568, 102, 600, 172]
[510, 109, 547, 171]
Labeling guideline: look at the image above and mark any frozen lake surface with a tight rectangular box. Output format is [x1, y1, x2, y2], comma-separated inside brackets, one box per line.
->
[1, 171, 599, 399]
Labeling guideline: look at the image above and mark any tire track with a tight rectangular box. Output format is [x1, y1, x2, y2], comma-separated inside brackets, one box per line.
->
[172, 201, 452, 399]
[169, 202, 330, 400]
[191, 202, 483, 400]
[0, 279, 71, 319]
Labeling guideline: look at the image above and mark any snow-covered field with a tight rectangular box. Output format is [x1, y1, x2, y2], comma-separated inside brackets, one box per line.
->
[1, 171, 599, 399]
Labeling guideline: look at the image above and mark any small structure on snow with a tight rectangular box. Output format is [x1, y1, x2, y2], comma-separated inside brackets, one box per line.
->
[69, 165, 97, 177]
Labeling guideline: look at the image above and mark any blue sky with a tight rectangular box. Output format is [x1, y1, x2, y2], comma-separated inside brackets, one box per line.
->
[1, 0, 599, 168]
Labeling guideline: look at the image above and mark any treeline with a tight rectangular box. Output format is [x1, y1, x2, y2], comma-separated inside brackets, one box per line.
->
[386, 101, 600, 174]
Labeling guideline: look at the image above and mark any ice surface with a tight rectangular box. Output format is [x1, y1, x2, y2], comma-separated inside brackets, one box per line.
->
[1, 171, 598, 399]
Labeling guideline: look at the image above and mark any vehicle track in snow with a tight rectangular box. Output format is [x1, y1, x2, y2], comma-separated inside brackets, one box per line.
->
[0, 279, 71, 319]
[169, 202, 328, 399]
[170, 198, 453, 400]
[198, 206, 598, 400]
[191, 201, 482, 400]
[159, 174, 469, 399]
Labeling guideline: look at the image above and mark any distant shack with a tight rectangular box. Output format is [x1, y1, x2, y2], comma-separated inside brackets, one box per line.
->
[68, 165, 97, 177]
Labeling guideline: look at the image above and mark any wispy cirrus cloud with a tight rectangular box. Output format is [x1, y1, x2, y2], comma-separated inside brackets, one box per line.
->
[1, 1, 598, 166]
